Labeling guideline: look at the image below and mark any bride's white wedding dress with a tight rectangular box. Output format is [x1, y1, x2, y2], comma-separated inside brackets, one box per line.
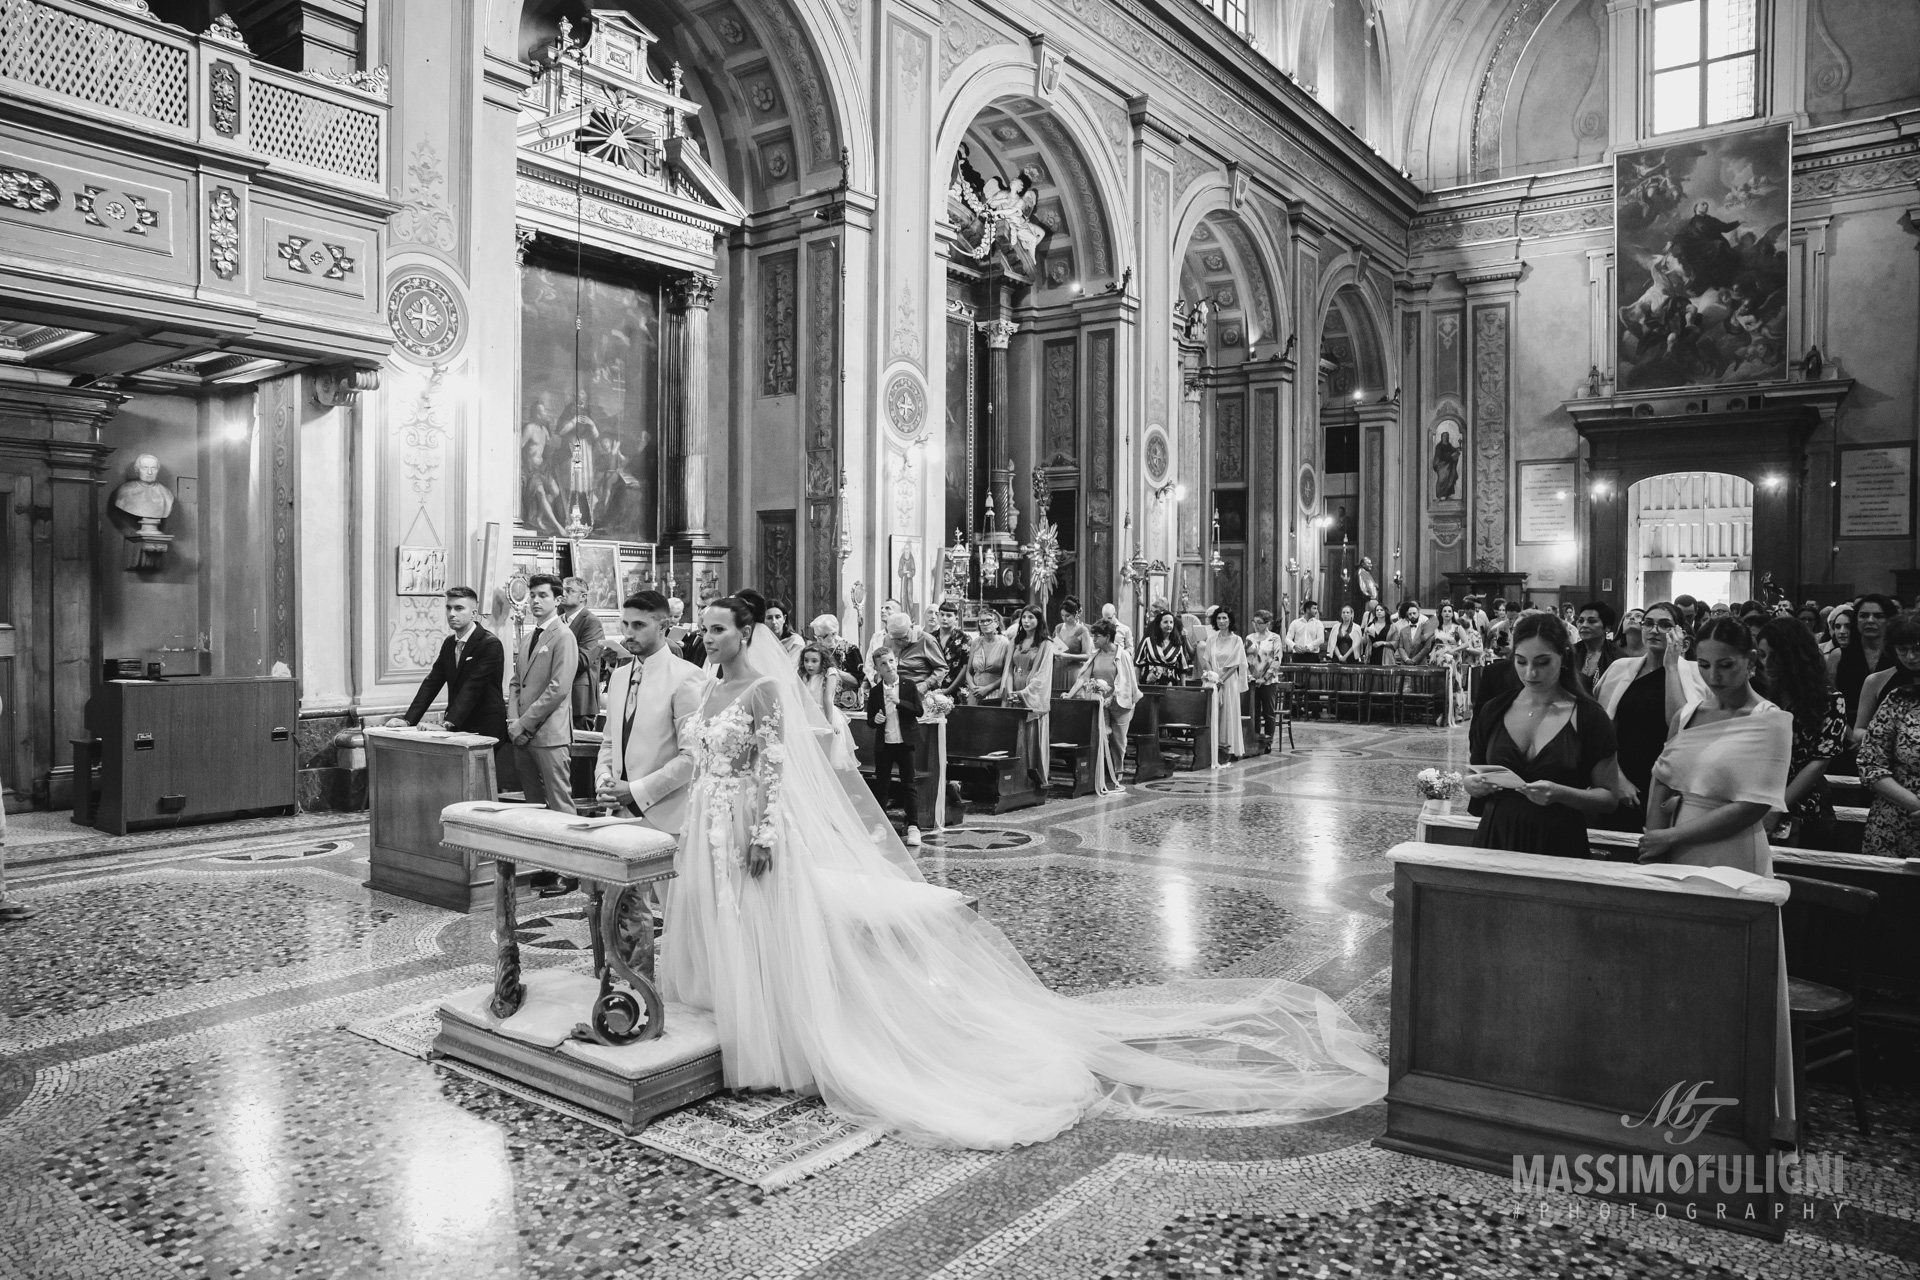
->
[658, 628, 1386, 1150]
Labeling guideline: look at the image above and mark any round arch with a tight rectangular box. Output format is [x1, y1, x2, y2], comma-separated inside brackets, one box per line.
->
[1311, 259, 1396, 394]
[934, 58, 1134, 285]
[1169, 183, 1291, 353]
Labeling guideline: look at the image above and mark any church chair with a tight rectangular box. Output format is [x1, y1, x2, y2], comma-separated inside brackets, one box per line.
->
[1779, 873, 1877, 1138]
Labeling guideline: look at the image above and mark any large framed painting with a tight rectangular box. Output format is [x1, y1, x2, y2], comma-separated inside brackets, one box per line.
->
[520, 254, 661, 541]
[1615, 121, 1790, 392]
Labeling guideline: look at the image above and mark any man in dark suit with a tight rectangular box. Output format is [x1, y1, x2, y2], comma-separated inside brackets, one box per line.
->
[560, 576, 606, 729]
[386, 586, 511, 766]
[865, 646, 925, 848]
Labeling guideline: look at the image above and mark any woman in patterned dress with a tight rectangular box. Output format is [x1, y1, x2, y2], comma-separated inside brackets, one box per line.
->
[1134, 610, 1192, 686]
[1858, 612, 1920, 857]
[1754, 617, 1849, 848]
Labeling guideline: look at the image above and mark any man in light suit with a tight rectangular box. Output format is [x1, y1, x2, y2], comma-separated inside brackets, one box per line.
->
[594, 590, 710, 833]
[509, 573, 579, 812]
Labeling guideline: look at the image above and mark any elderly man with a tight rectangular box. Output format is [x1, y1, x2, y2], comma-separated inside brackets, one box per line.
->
[874, 609, 949, 694]
[558, 576, 606, 729]
[1099, 602, 1134, 653]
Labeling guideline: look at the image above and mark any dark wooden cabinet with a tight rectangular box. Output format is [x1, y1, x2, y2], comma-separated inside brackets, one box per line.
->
[83, 678, 298, 834]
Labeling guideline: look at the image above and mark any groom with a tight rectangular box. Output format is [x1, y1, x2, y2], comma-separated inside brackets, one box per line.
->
[594, 590, 710, 833]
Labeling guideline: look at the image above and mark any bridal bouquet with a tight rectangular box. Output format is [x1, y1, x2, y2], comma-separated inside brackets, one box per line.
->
[921, 690, 956, 723]
[1415, 768, 1462, 800]
[1078, 678, 1113, 702]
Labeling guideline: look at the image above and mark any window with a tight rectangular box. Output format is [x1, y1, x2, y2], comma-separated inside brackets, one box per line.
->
[1650, 0, 1760, 134]
[1210, 0, 1250, 39]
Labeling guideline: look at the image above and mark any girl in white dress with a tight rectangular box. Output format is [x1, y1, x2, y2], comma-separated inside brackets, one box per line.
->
[658, 597, 1385, 1150]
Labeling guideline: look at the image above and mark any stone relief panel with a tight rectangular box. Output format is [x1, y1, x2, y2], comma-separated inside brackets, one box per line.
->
[1042, 337, 1077, 467]
[1214, 392, 1245, 484]
[761, 249, 797, 397]
[939, 1, 1005, 82]
[1470, 305, 1510, 569]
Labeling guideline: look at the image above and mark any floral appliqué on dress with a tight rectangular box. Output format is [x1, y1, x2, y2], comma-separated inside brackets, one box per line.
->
[693, 695, 787, 886]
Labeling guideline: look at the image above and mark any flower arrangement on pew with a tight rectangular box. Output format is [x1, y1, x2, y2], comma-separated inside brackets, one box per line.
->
[1077, 677, 1113, 703]
[1415, 768, 1463, 816]
[921, 690, 956, 724]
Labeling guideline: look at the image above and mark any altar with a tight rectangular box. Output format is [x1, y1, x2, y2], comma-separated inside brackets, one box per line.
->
[429, 802, 724, 1130]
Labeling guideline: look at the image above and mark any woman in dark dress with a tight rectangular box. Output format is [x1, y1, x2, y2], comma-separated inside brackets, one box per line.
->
[1135, 609, 1193, 686]
[1464, 612, 1622, 856]
[1755, 616, 1849, 848]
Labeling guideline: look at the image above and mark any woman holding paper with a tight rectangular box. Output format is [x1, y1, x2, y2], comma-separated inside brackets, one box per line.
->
[1463, 612, 1622, 856]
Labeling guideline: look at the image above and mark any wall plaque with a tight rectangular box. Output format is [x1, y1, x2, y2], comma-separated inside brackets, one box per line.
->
[1517, 460, 1578, 544]
[396, 545, 448, 596]
[1839, 445, 1912, 539]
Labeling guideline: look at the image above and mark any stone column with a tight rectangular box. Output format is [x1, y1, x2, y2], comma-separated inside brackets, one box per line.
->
[674, 273, 717, 543]
[1177, 342, 1206, 612]
[981, 317, 1018, 534]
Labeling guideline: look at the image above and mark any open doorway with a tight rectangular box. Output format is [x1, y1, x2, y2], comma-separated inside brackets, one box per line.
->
[1627, 471, 1753, 609]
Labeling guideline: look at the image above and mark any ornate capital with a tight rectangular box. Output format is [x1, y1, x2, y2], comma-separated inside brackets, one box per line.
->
[674, 273, 718, 311]
[312, 365, 381, 408]
[980, 319, 1017, 350]
[513, 225, 537, 265]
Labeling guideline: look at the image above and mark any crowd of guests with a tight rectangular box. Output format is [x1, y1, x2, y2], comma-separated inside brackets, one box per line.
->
[1456, 592, 1920, 865]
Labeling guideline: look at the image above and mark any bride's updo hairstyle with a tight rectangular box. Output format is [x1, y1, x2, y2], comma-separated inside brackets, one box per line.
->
[704, 595, 757, 675]
[733, 588, 769, 628]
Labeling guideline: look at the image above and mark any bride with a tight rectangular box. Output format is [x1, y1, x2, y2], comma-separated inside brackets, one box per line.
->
[658, 595, 1386, 1150]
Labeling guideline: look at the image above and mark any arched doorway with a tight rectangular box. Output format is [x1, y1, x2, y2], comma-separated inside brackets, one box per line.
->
[1627, 471, 1754, 609]
[1311, 283, 1388, 616]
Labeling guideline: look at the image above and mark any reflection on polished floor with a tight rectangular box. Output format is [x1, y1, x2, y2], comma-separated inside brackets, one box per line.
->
[2, 722, 1914, 1280]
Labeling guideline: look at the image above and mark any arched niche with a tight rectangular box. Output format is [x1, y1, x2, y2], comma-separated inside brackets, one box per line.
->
[1311, 281, 1393, 614]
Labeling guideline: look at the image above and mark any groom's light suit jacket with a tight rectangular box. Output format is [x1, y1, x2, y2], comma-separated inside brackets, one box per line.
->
[595, 647, 711, 833]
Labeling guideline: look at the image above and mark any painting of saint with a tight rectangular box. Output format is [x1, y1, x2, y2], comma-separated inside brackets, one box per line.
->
[520, 255, 660, 540]
[1615, 122, 1790, 391]
[1431, 419, 1462, 503]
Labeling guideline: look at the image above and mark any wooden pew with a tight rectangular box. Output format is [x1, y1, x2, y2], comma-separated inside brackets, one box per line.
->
[944, 704, 1044, 813]
[1418, 809, 1872, 861]
[1126, 692, 1171, 783]
[1146, 684, 1214, 770]
[1825, 774, 1868, 809]
[1775, 848, 1920, 1035]
[1047, 698, 1099, 797]
[847, 718, 941, 830]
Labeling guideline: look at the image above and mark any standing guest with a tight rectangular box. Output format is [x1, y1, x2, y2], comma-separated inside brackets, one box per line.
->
[875, 609, 950, 694]
[1245, 610, 1285, 749]
[593, 591, 709, 832]
[1431, 601, 1478, 651]
[1822, 605, 1853, 659]
[1135, 609, 1192, 686]
[932, 601, 971, 688]
[765, 600, 803, 658]
[864, 598, 906, 661]
[1388, 600, 1435, 665]
[1755, 617, 1849, 848]
[1051, 596, 1095, 691]
[865, 647, 925, 848]
[798, 642, 859, 769]
[1832, 593, 1898, 726]
[1067, 618, 1141, 791]
[809, 613, 864, 692]
[1854, 609, 1920, 744]
[954, 609, 1011, 704]
[1461, 594, 1490, 635]
[1008, 606, 1055, 785]
[677, 608, 706, 670]
[1361, 599, 1393, 663]
[1797, 608, 1827, 649]
[1738, 607, 1769, 648]
[1573, 601, 1621, 686]
[1638, 616, 1794, 1142]
[1618, 609, 1647, 659]
[1674, 594, 1700, 632]
[1198, 606, 1248, 765]
[1858, 612, 1920, 857]
[1285, 600, 1327, 662]
[1484, 599, 1514, 657]
[386, 587, 511, 774]
[1099, 602, 1135, 654]
[1463, 611, 1621, 856]
[509, 573, 580, 812]
[1326, 604, 1365, 664]
[559, 576, 606, 729]
[1594, 601, 1705, 828]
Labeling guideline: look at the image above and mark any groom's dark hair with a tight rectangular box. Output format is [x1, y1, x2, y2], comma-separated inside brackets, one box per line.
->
[624, 590, 672, 616]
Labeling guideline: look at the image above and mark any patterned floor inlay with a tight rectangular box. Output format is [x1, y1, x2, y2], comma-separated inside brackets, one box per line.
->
[2, 723, 1915, 1280]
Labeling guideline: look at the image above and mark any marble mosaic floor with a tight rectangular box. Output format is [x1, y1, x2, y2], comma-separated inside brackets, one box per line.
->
[2, 722, 1915, 1280]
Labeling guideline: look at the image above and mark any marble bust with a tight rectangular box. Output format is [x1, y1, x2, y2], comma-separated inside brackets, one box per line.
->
[113, 454, 175, 531]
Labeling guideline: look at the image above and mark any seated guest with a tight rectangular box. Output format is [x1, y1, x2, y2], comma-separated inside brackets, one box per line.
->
[386, 587, 510, 772]
[1463, 611, 1621, 856]
[1245, 610, 1285, 748]
[955, 608, 1011, 705]
[865, 647, 925, 848]
[1593, 600, 1704, 828]
[1573, 600, 1620, 686]
[1326, 604, 1366, 663]
[1858, 611, 1920, 857]
[1135, 609, 1192, 685]
[1198, 606, 1248, 764]
[1285, 600, 1326, 662]
[875, 608, 950, 694]
[1754, 617, 1849, 848]
[1066, 618, 1141, 790]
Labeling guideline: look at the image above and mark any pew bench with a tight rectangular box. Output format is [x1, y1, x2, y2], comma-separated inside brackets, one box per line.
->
[1144, 684, 1214, 770]
[944, 704, 1044, 813]
[1126, 693, 1172, 783]
[1047, 698, 1100, 798]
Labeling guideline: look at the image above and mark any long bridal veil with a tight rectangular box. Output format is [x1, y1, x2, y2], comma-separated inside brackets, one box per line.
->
[724, 619, 1386, 1148]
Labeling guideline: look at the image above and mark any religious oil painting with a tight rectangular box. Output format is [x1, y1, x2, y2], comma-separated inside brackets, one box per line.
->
[569, 539, 622, 611]
[1614, 121, 1790, 392]
[520, 255, 661, 541]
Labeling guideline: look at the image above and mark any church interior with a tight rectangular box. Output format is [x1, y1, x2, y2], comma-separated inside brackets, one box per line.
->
[2, 0, 1919, 1275]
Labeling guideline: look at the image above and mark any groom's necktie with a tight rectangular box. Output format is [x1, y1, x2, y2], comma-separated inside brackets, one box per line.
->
[619, 656, 645, 780]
